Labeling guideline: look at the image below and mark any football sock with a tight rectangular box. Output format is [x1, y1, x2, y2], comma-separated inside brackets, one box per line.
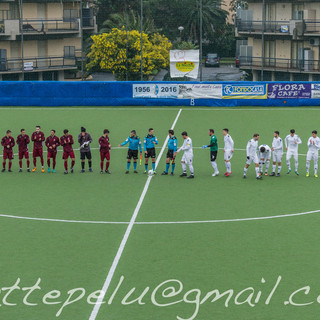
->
[255, 167, 259, 177]
[19, 160, 22, 169]
[145, 164, 148, 171]
[64, 161, 68, 170]
[295, 160, 298, 171]
[211, 161, 218, 172]
[53, 159, 56, 169]
[243, 167, 248, 175]
[40, 157, 44, 166]
[286, 160, 291, 170]
[133, 162, 137, 170]
[272, 164, 276, 172]
[181, 162, 187, 173]
[188, 164, 194, 175]
[127, 162, 131, 170]
[9, 161, 12, 170]
[225, 162, 228, 171]
[2, 161, 5, 169]
[106, 161, 110, 171]
[81, 162, 85, 170]
[278, 166, 282, 174]
[306, 161, 310, 173]
[227, 162, 231, 172]
[259, 162, 263, 172]
[71, 160, 75, 168]
[165, 163, 169, 173]
[152, 162, 155, 171]
[27, 160, 30, 168]
[172, 163, 175, 173]
[265, 161, 270, 172]
[100, 161, 104, 171]
[47, 159, 50, 167]
[89, 161, 92, 168]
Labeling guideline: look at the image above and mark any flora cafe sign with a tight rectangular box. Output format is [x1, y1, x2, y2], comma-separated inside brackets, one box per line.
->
[170, 50, 199, 79]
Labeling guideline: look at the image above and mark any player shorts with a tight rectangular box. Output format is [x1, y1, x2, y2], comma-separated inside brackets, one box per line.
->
[63, 151, 75, 160]
[286, 149, 298, 161]
[210, 151, 218, 162]
[3, 151, 13, 160]
[273, 151, 283, 163]
[47, 151, 57, 159]
[224, 150, 233, 161]
[19, 151, 29, 160]
[80, 151, 92, 160]
[127, 149, 138, 160]
[246, 154, 259, 165]
[100, 151, 110, 161]
[182, 153, 193, 164]
[260, 151, 271, 162]
[307, 150, 319, 162]
[166, 150, 175, 160]
[145, 148, 156, 159]
[33, 148, 43, 158]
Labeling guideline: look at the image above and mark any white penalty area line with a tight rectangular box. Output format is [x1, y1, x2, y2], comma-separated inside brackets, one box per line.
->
[88, 108, 183, 320]
[0, 208, 319, 226]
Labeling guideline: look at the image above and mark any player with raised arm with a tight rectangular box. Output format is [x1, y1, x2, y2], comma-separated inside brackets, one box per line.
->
[162, 129, 177, 176]
[174, 131, 194, 179]
[243, 133, 262, 180]
[78, 127, 93, 173]
[258, 144, 271, 176]
[45, 129, 60, 173]
[223, 128, 234, 177]
[118, 130, 142, 174]
[270, 131, 283, 177]
[202, 129, 219, 176]
[99, 129, 111, 174]
[285, 129, 302, 175]
[1, 130, 15, 172]
[306, 130, 320, 178]
[144, 128, 158, 174]
[16, 129, 30, 172]
[60, 129, 75, 174]
[31, 125, 45, 173]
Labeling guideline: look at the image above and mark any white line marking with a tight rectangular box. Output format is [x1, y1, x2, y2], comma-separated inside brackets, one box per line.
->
[88, 108, 182, 320]
[0, 208, 319, 226]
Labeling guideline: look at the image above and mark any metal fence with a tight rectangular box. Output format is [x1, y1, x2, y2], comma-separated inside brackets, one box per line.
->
[21, 19, 79, 34]
[236, 20, 290, 33]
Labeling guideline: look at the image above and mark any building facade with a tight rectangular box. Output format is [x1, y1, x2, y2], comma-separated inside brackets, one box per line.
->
[0, 0, 97, 81]
[236, 0, 320, 81]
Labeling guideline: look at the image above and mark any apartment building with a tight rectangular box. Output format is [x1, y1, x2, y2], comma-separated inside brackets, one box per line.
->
[0, 0, 97, 81]
[235, 1, 320, 81]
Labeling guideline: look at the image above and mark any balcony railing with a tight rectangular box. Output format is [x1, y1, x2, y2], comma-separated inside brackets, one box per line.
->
[236, 19, 290, 34]
[0, 56, 77, 73]
[239, 56, 320, 72]
[21, 19, 79, 34]
[304, 20, 320, 33]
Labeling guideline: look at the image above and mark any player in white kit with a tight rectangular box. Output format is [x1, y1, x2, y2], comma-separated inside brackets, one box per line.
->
[270, 131, 283, 177]
[258, 144, 271, 176]
[223, 128, 234, 177]
[243, 133, 262, 179]
[174, 131, 194, 179]
[285, 129, 302, 175]
[306, 130, 320, 178]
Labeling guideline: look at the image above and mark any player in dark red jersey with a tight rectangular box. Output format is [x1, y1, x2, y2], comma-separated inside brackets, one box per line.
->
[99, 129, 111, 174]
[60, 129, 75, 174]
[45, 129, 60, 173]
[1, 130, 15, 172]
[16, 128, 30, 172]
[31, 125, 45, 173]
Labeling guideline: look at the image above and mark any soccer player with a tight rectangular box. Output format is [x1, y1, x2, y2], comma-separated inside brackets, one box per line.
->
[258, 144, 271, 176]
[285, 129, 302, 175]
[202, 129, 219, 176]
[78, 127, 93, 173]
[306, 130, 320, 178]
[243, 133, 262, 179]
[118, 130, 142, 174]
[31, 125, 45, 173]
[174, 131, 194, 179]
[16, 128, 30, 172]
[99, 129, 111, 174]
[45, 130, 60, 173]
[162, 129, 177, 176]
[270, 131, 283, 177]
[223, 128, 234, 177]
[60, 129, 75, 174]
[143, 128, 158, 174]
[1, 130, 15, 172]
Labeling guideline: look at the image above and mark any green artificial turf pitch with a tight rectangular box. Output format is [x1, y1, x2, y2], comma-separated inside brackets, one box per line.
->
[0, 106, 319, 320]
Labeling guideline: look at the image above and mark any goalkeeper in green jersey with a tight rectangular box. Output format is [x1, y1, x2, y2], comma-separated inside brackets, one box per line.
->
[202, 129, 219, 176]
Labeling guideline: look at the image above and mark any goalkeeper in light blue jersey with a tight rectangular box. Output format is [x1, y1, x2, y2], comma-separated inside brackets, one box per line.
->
[162, 129, 177, 176]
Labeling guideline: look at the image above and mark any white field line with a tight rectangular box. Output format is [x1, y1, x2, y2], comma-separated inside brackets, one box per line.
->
[88, 108, 182, 320]
[0, 208, 319, 226]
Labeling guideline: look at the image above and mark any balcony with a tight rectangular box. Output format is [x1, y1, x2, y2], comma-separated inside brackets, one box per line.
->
[0, 56, 77, 74]
[21, 19, 79, 35]
[239, 56, 320, 73]
[305, 20, 320, 35]
[236, 19, 290, 34]
[0, 21, 4, 34]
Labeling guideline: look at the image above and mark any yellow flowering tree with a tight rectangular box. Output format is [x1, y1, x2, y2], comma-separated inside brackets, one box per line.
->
[86, 28, 172, 80]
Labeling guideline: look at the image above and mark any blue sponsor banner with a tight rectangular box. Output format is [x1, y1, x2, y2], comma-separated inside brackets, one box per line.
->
[268, 83, 311, 99]
[222, 84, 267, 99]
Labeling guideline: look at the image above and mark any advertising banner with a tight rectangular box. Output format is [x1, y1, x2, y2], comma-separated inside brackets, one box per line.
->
[133, 83, 179, 98]
[268, 83, 311, 99]
[311, 84, 320, 98]
[178, 83, 222, 99]
[222, 84, 267, 99]
[170, 50, 199, 79]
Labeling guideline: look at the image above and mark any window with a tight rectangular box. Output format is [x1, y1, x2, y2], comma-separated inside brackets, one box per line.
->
[64, 46, 75, 58]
